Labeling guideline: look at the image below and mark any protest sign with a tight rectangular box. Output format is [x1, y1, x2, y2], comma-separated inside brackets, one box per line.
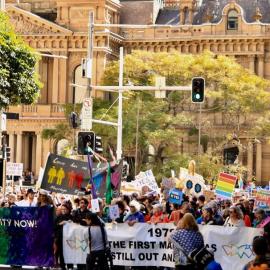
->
[109, 205, 120, 220]
[161, 178, 176, 200]
[255, 189, 270, 209]
[168, 188, 183, 205]
[0, 206, 54, 266]
[41, 153, 122, 196]
[180, 167, 205, 196]
[133, 170, 159, 192]
[63, 223, 262, 270]
[91, 199, 100, 213]
[216, 172, 237, 199]
[6, 162, 23, 176]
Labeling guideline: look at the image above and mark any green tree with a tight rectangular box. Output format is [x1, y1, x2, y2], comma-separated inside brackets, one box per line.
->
[99, 50, 270, 179]
[0, 12, 41, 109]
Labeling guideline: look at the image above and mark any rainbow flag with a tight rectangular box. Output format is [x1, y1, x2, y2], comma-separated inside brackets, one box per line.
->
[215, 172, 237, 199]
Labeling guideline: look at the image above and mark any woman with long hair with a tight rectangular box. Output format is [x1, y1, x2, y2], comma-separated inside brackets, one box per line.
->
[224, 206, 245, 227]
[84, 212, 110, 270]
[169, 213, 204, 270]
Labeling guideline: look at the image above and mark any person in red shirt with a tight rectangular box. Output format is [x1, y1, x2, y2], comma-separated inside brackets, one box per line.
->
[148, 204, 169, 224]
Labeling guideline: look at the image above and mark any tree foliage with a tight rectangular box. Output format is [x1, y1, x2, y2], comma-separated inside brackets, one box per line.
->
[0, 12, 41, 109]
[98, 50, 270, 179]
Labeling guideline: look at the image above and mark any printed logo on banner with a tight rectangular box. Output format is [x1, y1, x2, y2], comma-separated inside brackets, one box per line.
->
[222, 244, 254, 259]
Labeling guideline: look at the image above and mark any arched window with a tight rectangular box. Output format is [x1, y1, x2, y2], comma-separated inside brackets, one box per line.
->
[227, 10, 238, 30]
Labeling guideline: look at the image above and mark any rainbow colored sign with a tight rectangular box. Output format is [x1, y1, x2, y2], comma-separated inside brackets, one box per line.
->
[215, 172, 237, 199]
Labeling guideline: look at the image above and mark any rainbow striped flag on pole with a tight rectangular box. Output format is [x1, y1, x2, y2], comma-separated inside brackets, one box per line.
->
[215, 172, 237, 199]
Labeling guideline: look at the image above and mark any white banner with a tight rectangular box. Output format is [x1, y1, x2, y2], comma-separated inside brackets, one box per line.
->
[63, 223, 263, 270]
[63, 222, 89, 264]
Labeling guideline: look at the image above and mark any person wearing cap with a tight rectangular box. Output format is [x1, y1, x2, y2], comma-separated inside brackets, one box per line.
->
[37, 189, 54, 207]
[16, 189, 37, 207]
[123, 200, 145, 226]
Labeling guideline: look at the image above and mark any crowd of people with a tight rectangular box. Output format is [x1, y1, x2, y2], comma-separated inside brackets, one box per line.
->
[0, 185, 270, 270]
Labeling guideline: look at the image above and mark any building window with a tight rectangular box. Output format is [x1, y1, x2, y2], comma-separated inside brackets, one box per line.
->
[227, 10, 238, 30]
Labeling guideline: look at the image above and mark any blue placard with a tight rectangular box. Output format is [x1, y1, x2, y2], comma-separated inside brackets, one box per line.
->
[169, 188, 183, 205]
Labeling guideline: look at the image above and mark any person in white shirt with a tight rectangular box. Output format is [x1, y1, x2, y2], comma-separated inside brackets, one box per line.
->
[16, 188, 37, 207]
[224, 205, 245, 227]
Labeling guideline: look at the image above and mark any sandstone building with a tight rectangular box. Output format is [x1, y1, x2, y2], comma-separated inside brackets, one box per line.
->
[4, 0, 270, 184]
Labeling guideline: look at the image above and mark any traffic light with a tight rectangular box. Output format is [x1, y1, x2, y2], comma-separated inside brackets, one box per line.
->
[6, 147, 10, 162]
[77, 131, 95, 155]
[94, 135, 103, 154]
[191, 77, 205, 103]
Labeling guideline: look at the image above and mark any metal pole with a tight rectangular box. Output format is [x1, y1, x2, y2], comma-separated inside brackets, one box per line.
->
[116, 47, 124, 160]
[87, 11, 94, 129]
[135, 96, 140, 175]
[198, 103, 202, 156]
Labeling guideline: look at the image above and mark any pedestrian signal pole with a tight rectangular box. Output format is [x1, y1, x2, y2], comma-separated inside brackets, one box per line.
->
[116, 47, 124, 161]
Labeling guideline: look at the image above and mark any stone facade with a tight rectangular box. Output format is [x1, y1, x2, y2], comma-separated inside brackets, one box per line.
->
[5, 0, 270, 184]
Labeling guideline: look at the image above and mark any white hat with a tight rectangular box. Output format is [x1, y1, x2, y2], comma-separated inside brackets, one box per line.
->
[39, 189, 49, 196]
[129, 200, 141, 212]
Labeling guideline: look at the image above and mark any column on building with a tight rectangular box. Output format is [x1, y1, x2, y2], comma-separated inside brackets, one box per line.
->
[52, 52, 59, 103]
[35, 132, 42, 176]
[24, 134, 30, 170]
[58, 53, 67, 103]
[249, 55, 255, 73]
[8, 132, 15, 162]
[247, 141, 253, 181]
[32, 135, 37, 175]
[257, 55, 264, 77]
[256, 141, 262, 183]
[16, 132, 23, 163]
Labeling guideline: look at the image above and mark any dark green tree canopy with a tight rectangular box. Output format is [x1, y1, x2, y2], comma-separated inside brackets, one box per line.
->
[0, 12, 41, 109]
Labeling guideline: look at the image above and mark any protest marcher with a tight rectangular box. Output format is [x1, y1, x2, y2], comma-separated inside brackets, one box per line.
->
[37, 189, 54, 207]
[197, 195, 206, 213]
[123, 200, 145, 226]
[169, 213, 204, 270]
[85, 212, 110, 270]
[54, 203, 73, 270]
[114, 200, 127, 223]
[224, 206, 245, 227]
[243, 236, 270, 270]
[7, 194, 17, 208]
[211, 202, 224, 226]
[72, 198, 91, 226]
[16, 188, 37, 207]
[253, 209, 270, 230]
[148, 204, 169, 224]
[236, 203, 252, 227]
[200, 207, 216, 225]
[169, 202, 190, 226]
